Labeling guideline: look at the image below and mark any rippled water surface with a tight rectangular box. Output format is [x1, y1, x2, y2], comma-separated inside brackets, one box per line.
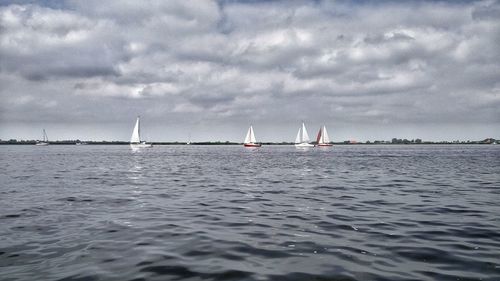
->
[1, 145, 500, 281]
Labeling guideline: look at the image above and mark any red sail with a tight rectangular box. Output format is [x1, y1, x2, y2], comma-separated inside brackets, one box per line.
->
[316, 127, 322, 143]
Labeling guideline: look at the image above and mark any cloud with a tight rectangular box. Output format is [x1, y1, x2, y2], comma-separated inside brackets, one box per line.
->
[0, 0, 499, 141]
[0, 5, 124, 80]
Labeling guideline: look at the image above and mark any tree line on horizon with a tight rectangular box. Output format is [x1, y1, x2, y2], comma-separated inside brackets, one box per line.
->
[0, 138, 498, 145]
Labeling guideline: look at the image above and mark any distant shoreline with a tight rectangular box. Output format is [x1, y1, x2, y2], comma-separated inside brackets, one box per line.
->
[0, 140, 498, 145]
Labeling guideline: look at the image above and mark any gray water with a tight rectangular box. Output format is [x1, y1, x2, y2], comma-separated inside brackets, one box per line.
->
[1, 145, 499, 281]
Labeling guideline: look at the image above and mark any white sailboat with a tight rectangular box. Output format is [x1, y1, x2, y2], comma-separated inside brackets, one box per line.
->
[295, 122, 314, 148]
[316, 125, 333, 147]
[130, 116, 152, 148]
[243, 125, 261, 147]
[35, 129, 49, 146]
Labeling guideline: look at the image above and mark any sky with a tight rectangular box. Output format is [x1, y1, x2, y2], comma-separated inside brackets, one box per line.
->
[0, 0, 499, 142]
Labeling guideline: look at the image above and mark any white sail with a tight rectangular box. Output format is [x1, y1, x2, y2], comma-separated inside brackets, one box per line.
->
[301, 123, 310, 142]
[250, 126, 256, 143]
[130, 116, 152, 148]
[244, 126, 258, 144]
[36, 129, 49, 145]
[295, 128, 301, 143]
[130, 117, 141, 143]
[295, 122, 315, 148]
[244, 127, 252, 144]
[322, 125, 330, 143]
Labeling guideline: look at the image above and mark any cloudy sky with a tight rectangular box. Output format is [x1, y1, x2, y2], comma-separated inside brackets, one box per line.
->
[1, 0, 499, 142]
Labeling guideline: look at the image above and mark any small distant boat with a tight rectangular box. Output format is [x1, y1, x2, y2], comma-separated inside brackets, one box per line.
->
[130, 116, 152, 149]
[243, 125, 261, 147]
[316, 125, 333, 147]
[75, 141, 88, 145]
[35, 129, 49, 146]
[186, 133, 192, 145]
[295, 122, 314, 148]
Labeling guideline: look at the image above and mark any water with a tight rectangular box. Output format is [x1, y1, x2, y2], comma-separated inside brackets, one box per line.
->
[1, 145, 499, 281]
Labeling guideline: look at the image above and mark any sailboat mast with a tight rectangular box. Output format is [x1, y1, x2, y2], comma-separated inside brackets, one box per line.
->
[300, 123, 304, 143]
[137, 116, 141, 142]
[244, 127, 251, 143]
[301, 123, 310, 142]
[250, 125, 256, 143]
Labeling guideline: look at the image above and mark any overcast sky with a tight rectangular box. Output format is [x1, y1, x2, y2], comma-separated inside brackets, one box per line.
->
[1, 0, 499, 142]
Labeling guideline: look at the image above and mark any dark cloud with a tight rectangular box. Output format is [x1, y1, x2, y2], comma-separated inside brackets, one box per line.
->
[0, 0, 499, 141]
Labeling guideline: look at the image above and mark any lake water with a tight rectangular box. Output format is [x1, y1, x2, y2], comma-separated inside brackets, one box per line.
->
[1, 145, 499, 281]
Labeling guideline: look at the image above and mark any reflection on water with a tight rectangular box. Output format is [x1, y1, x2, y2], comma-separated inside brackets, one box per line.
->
[1, 145, 500, 281]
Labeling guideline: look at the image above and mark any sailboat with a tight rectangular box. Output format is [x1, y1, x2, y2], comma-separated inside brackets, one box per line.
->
[130, 116, 152, 148]
[243, 125, 261, 147]
[316, 125, 333, 147]
[295, 122, 314, 148]
[35, 129, 49, 146]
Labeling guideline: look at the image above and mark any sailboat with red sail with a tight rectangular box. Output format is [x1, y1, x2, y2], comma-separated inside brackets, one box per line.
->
[316, 125, 333, 147]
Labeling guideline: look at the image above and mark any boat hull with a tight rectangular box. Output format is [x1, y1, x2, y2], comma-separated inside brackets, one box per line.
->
[35, 142, 49, 146]
[244, 143, 261, 147]
[295, 143, 315, 148]
[317, 143, 333, 147]
[130, 143, 153, 149]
